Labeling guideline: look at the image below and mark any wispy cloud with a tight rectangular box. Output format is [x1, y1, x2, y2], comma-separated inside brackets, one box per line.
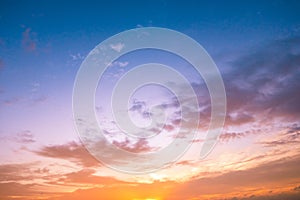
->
[259, 124, 300, 147]
[22, 28, 37, 52]
[15, 130, 36, 144]
[33, 141, 101, 167]
[0, 59, 4, 71]
[55, 168, 127, 186]
[112, 138, 155, 153]
[108, 61, 129, 67]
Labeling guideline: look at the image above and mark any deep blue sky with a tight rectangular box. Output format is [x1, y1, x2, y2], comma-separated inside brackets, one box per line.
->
[2, 0, 300, 47]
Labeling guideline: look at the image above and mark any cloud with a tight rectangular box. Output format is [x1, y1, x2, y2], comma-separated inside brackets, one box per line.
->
[218, 190, 300, 200]
[129, 99, 146, 112]
[110, 43, 124, 52]
[0, 163, 34, 182]
[219, 132, 245, 141]
[30, 95, 48, 104]
[168, 155, 300, 199]
[179, 36, 300, 143]
[226, 112, 254, 126]
[294, 186, 300, 191]
[70, 53, 85, 61]
[259, 124, 300, 147]
[112, 138, 155, 153]
[33, 141, 101, 167]
[128, 99, 152, 119]
[15, 130, 35, 143]
[45, 155, 300, 200]
[22, 28, 37, 52]
[108, 61, 129, 67]
[55, 168, 127, 186]
[2, 97, 22, 105]
[174, 160, 195, 166]
[225, 36, 300, 120]
[0, 182, 36, 198]
[163, 124, 175, 132]
[0, 59, 4, 71]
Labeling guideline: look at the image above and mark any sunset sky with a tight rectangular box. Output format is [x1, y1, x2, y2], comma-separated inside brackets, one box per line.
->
[1, 0, 300, 199]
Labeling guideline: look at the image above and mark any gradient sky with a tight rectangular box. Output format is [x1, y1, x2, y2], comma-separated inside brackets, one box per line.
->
[1, 0, 300, 200]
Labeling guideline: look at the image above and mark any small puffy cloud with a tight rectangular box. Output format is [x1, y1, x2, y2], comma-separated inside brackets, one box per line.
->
[116, 61, 128, 67]
[110, 43, 124, 52]
[70, 53, 85, 61]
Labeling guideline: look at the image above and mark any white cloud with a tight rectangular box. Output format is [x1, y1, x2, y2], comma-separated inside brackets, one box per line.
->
[110, 43, 125, 52]
[70, 53, 85, 61]
[116, 61, 128, 67]
[107, 61, 129, 68]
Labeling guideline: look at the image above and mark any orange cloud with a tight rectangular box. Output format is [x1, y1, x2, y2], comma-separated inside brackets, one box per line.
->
[26, 154, 299, 200]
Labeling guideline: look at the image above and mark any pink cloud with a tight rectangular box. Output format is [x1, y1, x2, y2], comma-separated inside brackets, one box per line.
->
[33, 141, 101, 167]
[22, 28, 37, 52]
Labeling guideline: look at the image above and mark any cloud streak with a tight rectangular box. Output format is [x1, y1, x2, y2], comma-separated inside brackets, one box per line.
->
[22, 28, 37, 52]
[33, 141, 101, 167]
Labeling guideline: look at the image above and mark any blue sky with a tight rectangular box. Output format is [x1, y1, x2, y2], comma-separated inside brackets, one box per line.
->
[1, 1, 300, 200]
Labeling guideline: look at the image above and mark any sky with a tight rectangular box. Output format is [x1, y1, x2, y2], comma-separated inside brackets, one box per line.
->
[1, 0, 300, 199]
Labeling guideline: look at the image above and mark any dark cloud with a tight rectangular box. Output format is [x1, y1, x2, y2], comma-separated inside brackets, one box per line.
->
[225, 36, 300, 120]
[294, 185, 300, 191]
[190, 36, 300, 142]
[33, 141, 101, 167]
[219, 190, 300, 200]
